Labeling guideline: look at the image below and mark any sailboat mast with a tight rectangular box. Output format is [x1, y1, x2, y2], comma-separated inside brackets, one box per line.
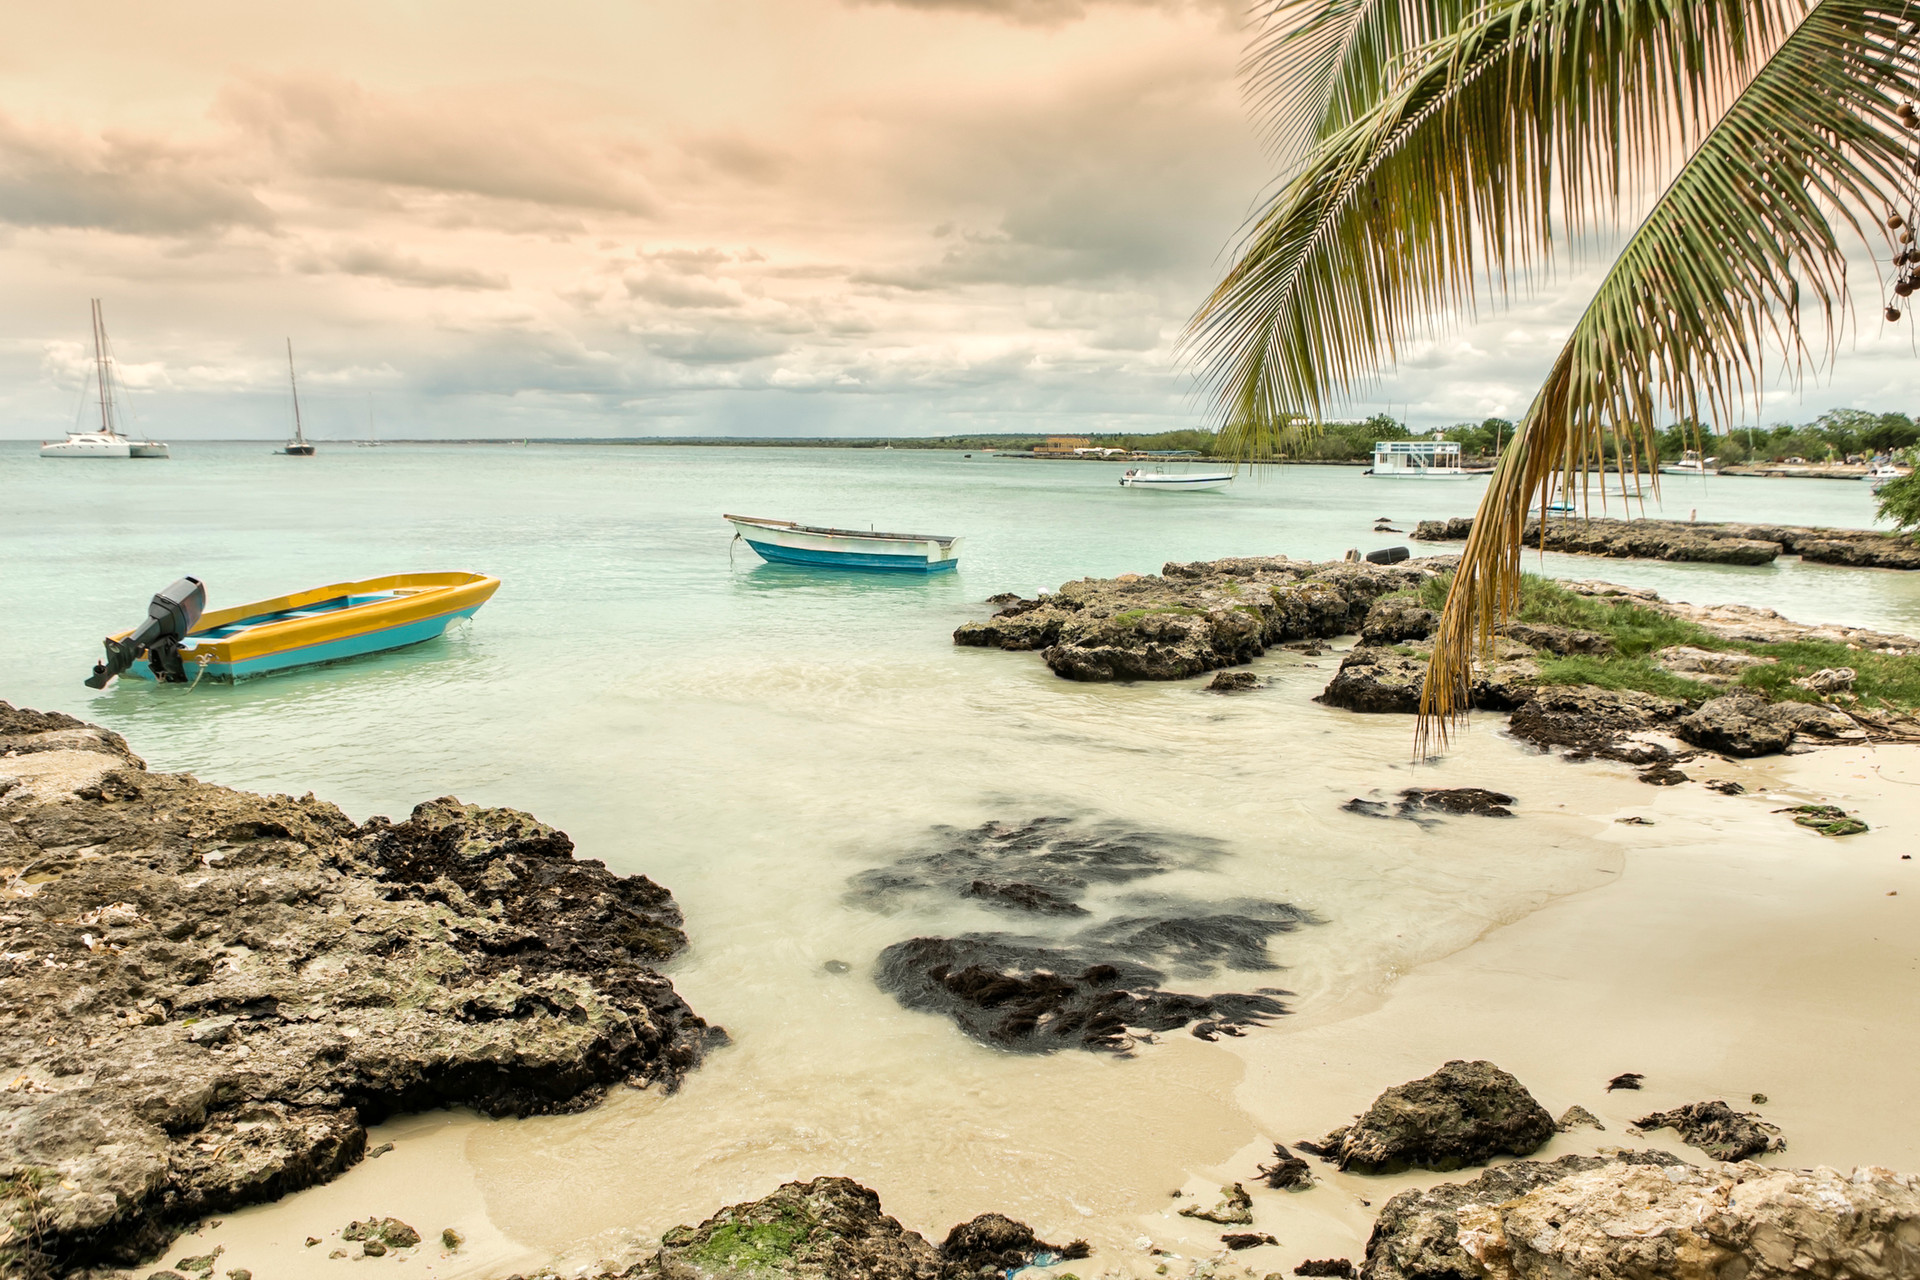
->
[92, 299, 115, 436]
[287, 339, 306, 446]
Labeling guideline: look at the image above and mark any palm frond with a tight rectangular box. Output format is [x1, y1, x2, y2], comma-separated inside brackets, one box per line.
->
[1419, 0, 1920, 749]
[1244, 0, 1476, 157]
[1193, 0, 1804, 458]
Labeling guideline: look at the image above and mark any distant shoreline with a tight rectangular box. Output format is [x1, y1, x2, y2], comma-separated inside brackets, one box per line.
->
[0, 437, 1898, 478]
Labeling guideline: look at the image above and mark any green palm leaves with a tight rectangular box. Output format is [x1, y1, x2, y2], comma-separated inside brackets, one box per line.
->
[1193, 0, 1920, 745]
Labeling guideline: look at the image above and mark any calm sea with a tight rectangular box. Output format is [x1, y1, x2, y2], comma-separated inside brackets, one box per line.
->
[6, 440, 1917, 1271]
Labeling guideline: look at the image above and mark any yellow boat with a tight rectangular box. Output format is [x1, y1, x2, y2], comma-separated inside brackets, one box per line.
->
[85, 572, 500, 686]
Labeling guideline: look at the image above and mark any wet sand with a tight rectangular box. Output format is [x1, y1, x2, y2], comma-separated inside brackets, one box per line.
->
[142, 737, 1920, 1280]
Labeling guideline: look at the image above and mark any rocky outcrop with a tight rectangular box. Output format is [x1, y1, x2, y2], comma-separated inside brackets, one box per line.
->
[1632, 593, 1920, 652]
[851, 816, 1310, 1052]
[955, 558, 1443, 681]
[1674, 693, 1799, 756]
[1360, 599, 1439, 646]
[1308, 1060, 1556, 1175]
[594, 1177, 1083, 1280]
[873, 935, 1292, 1053]
[1413, 515, 1781, 564]
[1361, 1151, 1685, 1280]
[1367, 1160, 1920, 1280]
[1343, 789, 1516, 822]
[0, 704, 720, 1276]
[1634, 1099, 1785, 1161]
[1499, 623, 1613, 656]
[1794, 535, 1920, 570]
[1415, 515, 1920, 570]
[1653, 645, 1776, 683]
[1320, 648, 1428, 713]
[1506, 686, 1686, 755]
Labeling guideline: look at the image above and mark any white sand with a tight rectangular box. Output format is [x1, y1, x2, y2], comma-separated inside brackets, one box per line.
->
[134, 742, 1920, 1279]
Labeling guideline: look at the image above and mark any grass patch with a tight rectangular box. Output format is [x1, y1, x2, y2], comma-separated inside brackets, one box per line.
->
[1731, 640, 1920, 710]
[1533, 655, 1720, 702]
[1401, 573, 1716, 658]
[1398, 573, 1920, 709]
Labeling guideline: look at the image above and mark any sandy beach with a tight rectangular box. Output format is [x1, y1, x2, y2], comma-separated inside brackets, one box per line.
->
[126, 733, 1920, 1280]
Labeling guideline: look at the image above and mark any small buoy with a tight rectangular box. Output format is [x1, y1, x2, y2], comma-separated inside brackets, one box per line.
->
[1888, 305, 1904, 322]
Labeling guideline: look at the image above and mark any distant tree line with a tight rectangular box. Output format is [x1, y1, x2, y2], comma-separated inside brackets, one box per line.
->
[764, 410, 1920, 466]
[1290, 408, 1920, 465]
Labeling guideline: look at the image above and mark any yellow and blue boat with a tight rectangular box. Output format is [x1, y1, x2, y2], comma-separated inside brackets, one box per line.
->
[85, 572, 500, 686]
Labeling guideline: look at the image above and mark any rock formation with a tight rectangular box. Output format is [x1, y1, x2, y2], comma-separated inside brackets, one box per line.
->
[852, 817, 1311, 1052]
[955, 558, 1441, 681]
[1359, 1151, 1684, 1280]
[0, 703, 720, 1275]
[1413, 515, 1920, 571]
[1306, 1060, 1556, 1175]
[1365, 1159, 1920, 1280]
[548, 1177, 1084, 1280]
[1633, 1099, 1785, 1162]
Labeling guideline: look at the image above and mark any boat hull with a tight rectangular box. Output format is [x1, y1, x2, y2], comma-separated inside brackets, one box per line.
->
[1120, 472, 1233, 492]
[1367, 470, 1478, 479]
[727, 516, 962, 573]
[112, 571, 499, 682]
[127, 441, 170, 458]
[42, 436, 131, 458]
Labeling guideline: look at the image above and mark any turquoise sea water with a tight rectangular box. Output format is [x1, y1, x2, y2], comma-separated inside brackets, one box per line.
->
[8, 441, 1920, 1269]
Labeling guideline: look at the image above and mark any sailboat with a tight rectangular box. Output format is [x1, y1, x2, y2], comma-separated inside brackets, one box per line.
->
[41, 300, 169, 459]
[280, 339, 316, 456]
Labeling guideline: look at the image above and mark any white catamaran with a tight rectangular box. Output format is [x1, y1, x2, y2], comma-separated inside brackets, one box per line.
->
[41, 300, 169, 459]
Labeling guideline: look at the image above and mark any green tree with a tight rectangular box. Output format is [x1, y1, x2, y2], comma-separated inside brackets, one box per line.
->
[1877, 471, 1920, 534]
[1187, 0, 1919, 744]
[1866, 412, 1920, 452]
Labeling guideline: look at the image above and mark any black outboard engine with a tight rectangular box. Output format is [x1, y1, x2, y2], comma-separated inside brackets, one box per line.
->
[85, 576, 207, 688]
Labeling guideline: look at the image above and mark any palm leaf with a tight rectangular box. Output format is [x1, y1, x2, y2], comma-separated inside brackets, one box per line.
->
[1190, 0, 1796, 465]
[1419, 0, 1920, 748]
[1244, 0, 1476, 155]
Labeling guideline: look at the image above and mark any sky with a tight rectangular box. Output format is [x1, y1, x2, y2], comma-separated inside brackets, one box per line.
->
[3, 0, 1918, 441]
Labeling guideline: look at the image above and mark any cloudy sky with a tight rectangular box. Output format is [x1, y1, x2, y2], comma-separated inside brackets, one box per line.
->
[3, 0, 1916, 441]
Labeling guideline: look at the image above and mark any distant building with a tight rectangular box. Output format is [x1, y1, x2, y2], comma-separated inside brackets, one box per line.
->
[1033, 435, 1092, 457]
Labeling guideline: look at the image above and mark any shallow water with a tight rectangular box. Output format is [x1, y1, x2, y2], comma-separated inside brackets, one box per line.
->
[4, 442, 1916, 1271]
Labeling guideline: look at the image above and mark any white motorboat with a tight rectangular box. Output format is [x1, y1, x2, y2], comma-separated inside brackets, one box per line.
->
[1368, 440, 1475, 478]
[1119, 467, 1234, 491]
[1866, 461, 1906, 492]
[42, 300, 169, 459]
[725, 514, 963, 572]
[1660, 449, 1717, 476]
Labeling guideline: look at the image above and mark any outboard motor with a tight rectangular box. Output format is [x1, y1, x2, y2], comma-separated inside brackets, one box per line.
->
[85, 576, 206, 688]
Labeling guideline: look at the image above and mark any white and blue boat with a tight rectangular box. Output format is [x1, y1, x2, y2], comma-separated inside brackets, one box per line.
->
[726, 514, 963, 573]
